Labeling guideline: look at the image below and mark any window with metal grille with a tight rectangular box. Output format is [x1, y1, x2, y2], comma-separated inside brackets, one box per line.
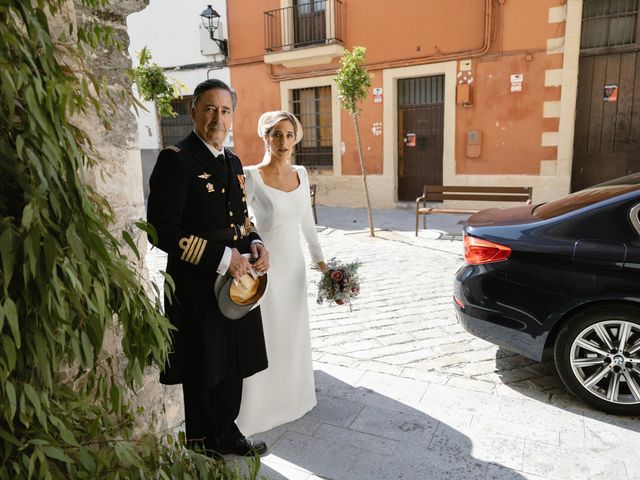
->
[581, 0, 639, 50]
[398, 76, 444, 107]
[160, 96, 193, 147]
[291, 86, 332, 168]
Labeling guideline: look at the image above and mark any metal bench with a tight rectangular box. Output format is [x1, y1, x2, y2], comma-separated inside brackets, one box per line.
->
[415, 185, 533, 235]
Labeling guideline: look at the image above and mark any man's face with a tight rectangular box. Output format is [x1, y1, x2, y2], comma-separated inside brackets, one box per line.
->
[191, 88, 233, 150]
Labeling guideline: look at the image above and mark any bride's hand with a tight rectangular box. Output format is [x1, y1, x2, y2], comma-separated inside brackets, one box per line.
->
[317, 261, 328, 273]
[250, 242, 270, 273]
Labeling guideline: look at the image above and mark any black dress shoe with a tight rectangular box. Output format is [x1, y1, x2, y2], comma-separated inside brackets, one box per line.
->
[216, 436, 268, 456]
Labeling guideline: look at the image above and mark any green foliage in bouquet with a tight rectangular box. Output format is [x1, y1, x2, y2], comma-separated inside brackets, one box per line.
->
[316, 258, 362, 310]
[0, 1, 253, 478]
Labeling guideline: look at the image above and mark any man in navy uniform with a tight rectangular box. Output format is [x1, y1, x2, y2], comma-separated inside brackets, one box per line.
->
[147, 79, 269, 456]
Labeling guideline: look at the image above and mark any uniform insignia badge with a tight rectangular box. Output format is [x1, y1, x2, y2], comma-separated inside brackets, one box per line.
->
[242, 216, 256, 236]
[206, 183, 215, 193]
[198, 172, 211, 179]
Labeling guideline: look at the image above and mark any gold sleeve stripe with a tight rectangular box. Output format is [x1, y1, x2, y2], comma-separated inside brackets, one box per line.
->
[193, 238, 208, 265]
[179, 235, 208, 265]
[191, 237, 205, 264]
[180, 236, 195, 261]
[183, 237, 197, 263]
[185, 236, 202, 264]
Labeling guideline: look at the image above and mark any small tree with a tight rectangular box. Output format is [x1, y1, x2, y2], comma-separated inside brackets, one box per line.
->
[335, 46, 375, 237]
[132, 47, 182, 148]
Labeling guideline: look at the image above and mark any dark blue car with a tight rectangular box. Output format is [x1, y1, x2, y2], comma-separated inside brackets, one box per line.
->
[454, 173, 640, 415]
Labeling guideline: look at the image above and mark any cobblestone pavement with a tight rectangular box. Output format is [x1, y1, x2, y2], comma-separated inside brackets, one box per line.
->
[306, 224, 567, 405]
[146, 207, 640, 480]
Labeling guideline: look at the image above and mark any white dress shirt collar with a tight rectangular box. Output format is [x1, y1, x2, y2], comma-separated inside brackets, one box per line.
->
[194, 130, 224, 157]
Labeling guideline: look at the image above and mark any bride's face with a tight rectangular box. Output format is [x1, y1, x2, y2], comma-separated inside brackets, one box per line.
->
[267, 120, 296, 162]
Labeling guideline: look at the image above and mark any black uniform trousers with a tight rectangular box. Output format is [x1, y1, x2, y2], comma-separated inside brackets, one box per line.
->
[182, 377, 243, 446]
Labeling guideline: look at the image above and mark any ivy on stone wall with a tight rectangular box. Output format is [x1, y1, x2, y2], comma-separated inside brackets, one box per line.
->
[0, 1, 253, 478]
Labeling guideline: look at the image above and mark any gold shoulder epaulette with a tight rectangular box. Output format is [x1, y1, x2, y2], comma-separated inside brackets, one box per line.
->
[164, 145, 181, 153]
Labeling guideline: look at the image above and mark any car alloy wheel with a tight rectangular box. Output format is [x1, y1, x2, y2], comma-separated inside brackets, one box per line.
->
[554, 305, 640, 415]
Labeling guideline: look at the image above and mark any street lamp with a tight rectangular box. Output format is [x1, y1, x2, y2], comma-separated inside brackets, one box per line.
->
[200, 5, 228, 57]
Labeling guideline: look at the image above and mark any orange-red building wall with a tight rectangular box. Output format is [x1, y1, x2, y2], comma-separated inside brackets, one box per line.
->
[228, 0, 567, 178]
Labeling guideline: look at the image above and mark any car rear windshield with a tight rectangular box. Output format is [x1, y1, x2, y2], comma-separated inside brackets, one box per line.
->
[533, 184, 640, 219]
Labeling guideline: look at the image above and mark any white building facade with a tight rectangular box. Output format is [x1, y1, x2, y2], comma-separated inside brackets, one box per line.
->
[127, 0, 230, 200]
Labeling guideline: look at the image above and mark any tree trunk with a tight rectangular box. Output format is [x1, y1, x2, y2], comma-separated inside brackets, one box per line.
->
[353, 115, 375, 237]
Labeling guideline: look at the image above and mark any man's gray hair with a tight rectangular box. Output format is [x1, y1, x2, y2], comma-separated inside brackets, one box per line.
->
[192, 79, 238, 110]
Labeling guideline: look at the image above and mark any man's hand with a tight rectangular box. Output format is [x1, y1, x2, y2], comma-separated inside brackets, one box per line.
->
[227, 248, 251, 279]
[250, 242, 270, 274]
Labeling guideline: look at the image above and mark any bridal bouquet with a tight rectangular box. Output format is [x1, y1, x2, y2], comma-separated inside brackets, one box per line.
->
[316, 258, 362, 309]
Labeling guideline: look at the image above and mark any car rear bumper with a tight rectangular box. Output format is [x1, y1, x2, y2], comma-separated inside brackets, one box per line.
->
[454, 269, 547, 361]
[454, 304, 543, 361]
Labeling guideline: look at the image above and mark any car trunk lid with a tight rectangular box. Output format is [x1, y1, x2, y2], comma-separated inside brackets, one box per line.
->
[465, 205, 536, 228]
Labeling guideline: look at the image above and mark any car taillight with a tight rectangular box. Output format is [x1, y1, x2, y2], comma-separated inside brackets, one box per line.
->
[464, 235, 512, 265]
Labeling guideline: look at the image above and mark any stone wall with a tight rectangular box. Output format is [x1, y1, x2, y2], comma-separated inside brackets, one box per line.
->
[52, 0, 184, 436]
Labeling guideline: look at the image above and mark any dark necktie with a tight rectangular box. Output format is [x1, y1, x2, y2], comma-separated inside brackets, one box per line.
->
[215, 153, 227, 172]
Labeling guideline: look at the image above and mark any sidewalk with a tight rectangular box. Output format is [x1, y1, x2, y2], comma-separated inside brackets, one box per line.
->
[312, 205, 467, 235]
[146, 207, 640, 480]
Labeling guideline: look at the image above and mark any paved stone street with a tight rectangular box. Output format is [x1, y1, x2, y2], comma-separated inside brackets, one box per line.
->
[146, 206, 640, 480]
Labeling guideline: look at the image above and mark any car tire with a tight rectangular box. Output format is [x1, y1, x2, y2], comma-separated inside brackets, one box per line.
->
[554, 304, 640, 415]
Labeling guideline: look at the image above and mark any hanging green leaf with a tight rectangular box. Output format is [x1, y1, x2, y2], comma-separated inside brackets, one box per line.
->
[132, 46, 182, 118]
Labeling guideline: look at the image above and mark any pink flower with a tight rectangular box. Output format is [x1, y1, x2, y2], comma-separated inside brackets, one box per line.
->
[331, 270, 343, 282]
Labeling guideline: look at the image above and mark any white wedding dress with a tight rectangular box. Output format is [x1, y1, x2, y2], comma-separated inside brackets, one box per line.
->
[236, 164, 324, 436]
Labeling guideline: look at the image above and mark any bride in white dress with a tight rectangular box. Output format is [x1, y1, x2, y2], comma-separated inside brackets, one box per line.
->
[236, 111, 327, 436]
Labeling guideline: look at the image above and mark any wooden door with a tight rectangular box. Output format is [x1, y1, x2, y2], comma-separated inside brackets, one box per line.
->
[572, 52, 640, 190]
[294, 0, 326, 46]
[397, 76, 444, 201]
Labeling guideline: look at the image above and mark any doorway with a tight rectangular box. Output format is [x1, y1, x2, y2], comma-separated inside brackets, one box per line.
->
[397, 75, 444, 201]
[572, 0, 640, 190]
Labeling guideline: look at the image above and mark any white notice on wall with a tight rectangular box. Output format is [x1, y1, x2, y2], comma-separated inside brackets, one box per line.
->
[510, 73, 523, 93]
[373, 87, 383, 104]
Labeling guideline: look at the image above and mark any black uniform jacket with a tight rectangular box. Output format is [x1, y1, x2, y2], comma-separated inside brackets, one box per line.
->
[147, 132, 268, 386]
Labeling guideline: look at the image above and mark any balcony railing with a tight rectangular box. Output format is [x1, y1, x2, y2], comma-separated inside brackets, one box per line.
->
[264, 0, 344, 53]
